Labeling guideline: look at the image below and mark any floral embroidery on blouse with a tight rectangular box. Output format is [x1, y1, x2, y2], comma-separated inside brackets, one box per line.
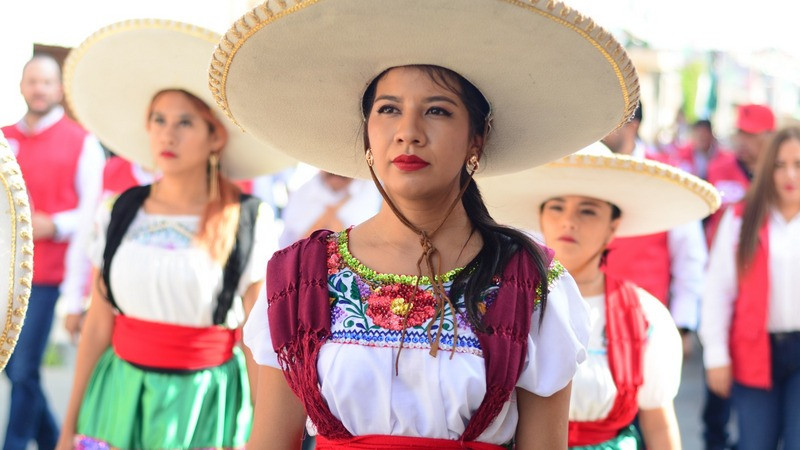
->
[326, 229, 493, 356]
[325, 230, 564, 356]
[126, 219, 196, 249]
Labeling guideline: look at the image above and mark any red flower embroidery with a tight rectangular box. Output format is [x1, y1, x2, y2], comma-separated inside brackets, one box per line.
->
[326, 239, 342, 274]
[366, 284, 437, 331]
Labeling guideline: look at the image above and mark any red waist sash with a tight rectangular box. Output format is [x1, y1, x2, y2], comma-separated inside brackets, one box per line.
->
[316, 435, 505, 449]
[112, 315, 236, 370]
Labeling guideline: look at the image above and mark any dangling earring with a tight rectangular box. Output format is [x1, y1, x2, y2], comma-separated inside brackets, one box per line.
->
[365, 148, 374, 167]
[467, 154, 480, 174]
[209, 153, 220, 201]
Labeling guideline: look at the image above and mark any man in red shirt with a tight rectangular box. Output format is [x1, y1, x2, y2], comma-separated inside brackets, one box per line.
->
[1, 55, 104, 449]
[671, 119, 728, 181]
[705, 104, 775, 243]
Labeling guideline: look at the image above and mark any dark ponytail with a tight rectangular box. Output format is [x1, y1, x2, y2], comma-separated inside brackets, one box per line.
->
[451, 174, 550, 331]
[362, 64, 551, 331]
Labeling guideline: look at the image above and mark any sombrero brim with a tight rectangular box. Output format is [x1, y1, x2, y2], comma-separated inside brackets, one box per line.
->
[479, 152, 721, 237]
[64, 19, 296, 180]
[209, 0, 639, 179]
[0, 132, 33, 371]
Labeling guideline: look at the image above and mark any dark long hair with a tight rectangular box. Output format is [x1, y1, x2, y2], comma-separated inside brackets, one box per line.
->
[737, 126, 800, 271]
[361, 65, 551, 330]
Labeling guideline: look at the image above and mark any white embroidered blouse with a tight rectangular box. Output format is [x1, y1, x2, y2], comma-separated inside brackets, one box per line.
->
[245, 230, 590, 444]
[89, 198, 276, 328]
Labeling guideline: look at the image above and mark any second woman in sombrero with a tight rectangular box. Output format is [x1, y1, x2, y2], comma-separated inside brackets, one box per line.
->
[480, 143, 721, 448]
[212, 0, 639, 448]
[55, 20, 294, 449]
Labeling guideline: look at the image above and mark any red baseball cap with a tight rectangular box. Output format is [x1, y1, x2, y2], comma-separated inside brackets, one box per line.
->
[736, 104, 775, 134]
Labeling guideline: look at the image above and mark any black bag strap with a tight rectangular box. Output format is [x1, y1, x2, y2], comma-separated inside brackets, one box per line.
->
[213, 193, 260, 325]
[102, 185, 152, 313]
[102, 186, 261, 324]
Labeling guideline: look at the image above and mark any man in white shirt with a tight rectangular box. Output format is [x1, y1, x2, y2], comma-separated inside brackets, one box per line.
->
[279, 171, 382, 248]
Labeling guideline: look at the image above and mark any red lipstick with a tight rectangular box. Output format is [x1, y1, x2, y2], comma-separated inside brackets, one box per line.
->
[558, 235, 577, 243]
[392, 154, 429, 172]
[160, 150, 177, 159]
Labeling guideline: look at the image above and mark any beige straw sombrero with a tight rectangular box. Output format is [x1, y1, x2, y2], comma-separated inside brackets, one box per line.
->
[0, 131, 33, 371]
[64, 19, 296, 180]
[479, 143, 722, 236]
[208, 0, 640, 179]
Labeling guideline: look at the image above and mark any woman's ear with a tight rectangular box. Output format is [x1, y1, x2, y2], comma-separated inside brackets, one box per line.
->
[606, 217, 621, 245]
[209, 132, 224, 153]
[470, 134, 484, 157]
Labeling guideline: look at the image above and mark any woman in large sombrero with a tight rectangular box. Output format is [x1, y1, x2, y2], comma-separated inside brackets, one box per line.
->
[481, 143, 720, 448]
[215, 1, 639, 448]
[55, 20, 294, 449]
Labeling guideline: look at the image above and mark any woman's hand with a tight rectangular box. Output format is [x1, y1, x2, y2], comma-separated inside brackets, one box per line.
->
[706, 365, 733, 398]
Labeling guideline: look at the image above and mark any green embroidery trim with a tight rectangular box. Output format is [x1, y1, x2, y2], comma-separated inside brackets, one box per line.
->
[337, 230, 464, 285]
[535, 259, 566, 305]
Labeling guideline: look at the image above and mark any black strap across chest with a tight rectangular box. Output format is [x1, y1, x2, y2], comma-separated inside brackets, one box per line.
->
[101, 185, 260, 325]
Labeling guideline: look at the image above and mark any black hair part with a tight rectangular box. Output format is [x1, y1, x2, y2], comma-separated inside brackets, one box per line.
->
[362, 65, 551, 331]
[693, 119, 713, 131]
[632, 102, 643, 122]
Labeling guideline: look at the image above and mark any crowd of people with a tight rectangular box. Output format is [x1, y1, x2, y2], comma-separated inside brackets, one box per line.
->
[1, 1, 798, 449]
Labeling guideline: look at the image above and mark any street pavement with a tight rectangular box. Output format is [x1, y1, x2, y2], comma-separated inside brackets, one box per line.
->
[0, 335, 714, 449]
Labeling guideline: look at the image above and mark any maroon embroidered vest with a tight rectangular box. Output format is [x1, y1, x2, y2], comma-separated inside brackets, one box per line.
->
[266, 230, 551, 441]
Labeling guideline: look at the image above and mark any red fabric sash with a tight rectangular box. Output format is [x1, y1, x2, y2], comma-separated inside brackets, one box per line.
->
[316, 435, 504, 449]
[112, 315, 236, 370]
[266, 230, 549, 441]
[568, 276, 648, 446]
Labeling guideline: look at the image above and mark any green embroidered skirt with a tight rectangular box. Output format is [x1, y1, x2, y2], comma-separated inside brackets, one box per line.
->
[569, 425, 642, 450]
[76, 347, 251, 449]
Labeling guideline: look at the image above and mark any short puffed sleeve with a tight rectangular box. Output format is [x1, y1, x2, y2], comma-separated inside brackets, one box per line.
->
[637, 287, 683, 409]
[87, 195, 115, 268]
[243, 287, 280, 367]
[516, 262, 590, 396]
[236, 203, 280, 296]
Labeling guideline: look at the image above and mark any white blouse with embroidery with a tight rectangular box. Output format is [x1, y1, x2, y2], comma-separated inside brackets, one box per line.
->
[89, 199, 276, 328]
[245, 230, 590, 444]
[569, 288, 682, 422]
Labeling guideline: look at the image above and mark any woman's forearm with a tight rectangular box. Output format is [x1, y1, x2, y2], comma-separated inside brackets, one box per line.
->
[639, 404, 682, 450]
[515, 382, 572, 449]
[60, 274, 115, 434]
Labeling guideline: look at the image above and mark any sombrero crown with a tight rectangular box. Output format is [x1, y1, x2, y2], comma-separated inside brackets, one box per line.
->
[209, 0, 640, 179]
[479, 143, 722, 236]
[64, 19, 296, 179]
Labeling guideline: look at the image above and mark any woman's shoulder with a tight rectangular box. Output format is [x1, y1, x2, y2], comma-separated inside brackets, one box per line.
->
[505, 241, 564, 286]
[270, 229, 336, 263]
[634, 286, 678, 331]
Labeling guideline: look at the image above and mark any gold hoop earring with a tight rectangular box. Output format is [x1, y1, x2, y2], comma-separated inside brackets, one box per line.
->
[365, 148, 374, 167]
[467, 155, 479, 174]
[209, 153, 220, 201]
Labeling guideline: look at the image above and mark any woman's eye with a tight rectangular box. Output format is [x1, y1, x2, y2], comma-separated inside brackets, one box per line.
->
[546, 205, 563, 212]
[179, 119, 193, 127]
[580, 209, 597, 216]
[376, 105, 399, 114]
[151, 116, 165, 124]
[427, 106, 452, 116]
